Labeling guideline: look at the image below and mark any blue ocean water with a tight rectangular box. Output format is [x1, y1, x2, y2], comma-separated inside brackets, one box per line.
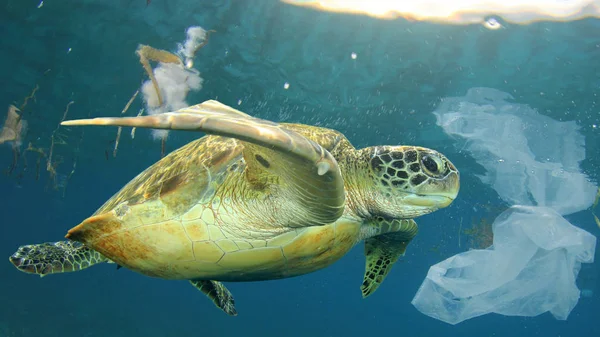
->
[0, 1, 599, 336]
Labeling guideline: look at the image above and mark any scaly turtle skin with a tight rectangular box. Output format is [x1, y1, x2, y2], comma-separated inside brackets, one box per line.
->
[9, 100, 459, 315]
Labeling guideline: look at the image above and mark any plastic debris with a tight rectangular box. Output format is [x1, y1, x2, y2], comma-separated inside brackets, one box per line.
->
[412, 206, 596, 325]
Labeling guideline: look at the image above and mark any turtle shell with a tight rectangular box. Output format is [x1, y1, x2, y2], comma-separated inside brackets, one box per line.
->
[64, 101, 354, 280]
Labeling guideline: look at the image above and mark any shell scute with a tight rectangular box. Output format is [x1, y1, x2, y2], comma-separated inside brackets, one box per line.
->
[182, 220, 209, 242]
[215, 240, 240, 253]
[217, 247, 285, 270]
[192, 241, 225, 263]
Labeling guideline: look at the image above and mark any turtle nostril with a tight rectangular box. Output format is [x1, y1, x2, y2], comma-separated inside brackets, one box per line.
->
[9, 256, 22, 266]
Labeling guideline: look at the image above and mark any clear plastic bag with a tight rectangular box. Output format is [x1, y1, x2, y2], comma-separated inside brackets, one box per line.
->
[411, 206, 596, 324]
[433, 87, 597, 215]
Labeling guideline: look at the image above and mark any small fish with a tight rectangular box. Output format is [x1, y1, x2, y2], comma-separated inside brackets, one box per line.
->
[593, 187, 600, 209]
[594, 213, 600, 230]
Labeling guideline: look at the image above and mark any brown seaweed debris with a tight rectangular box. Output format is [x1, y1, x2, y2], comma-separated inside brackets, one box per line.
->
[136, 44, 182, 107]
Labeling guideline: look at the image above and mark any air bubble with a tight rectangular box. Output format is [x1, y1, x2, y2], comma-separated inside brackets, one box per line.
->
[483, 17, 502, 30]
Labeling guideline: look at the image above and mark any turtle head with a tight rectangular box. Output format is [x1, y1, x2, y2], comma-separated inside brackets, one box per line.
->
[354, 146, 459, 219]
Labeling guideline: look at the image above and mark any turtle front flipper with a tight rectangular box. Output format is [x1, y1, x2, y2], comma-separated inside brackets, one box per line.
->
[190, 279, 237, 316]
[361, 219, 419, 298]
[62, 100, 345, 226]
[9, 241, 108, 277]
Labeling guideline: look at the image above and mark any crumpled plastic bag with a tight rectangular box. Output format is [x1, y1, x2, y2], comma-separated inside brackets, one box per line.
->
[411, 206, 596, 325]
[432, 87, 597, 216]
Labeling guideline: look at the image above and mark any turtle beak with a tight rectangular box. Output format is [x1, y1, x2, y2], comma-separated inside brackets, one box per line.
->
[437, 171, 460, 206]
[403, 194, 454, 208]
[406, 171, 459, 209]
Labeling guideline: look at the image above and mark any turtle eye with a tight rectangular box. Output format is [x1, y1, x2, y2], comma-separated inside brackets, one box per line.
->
[421, 154, 443, 176]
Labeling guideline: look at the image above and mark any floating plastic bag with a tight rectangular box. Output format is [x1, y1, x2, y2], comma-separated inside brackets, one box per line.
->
[414, 87, 598, 324]
[411, 206, 596, 325]
[433, 87, 597, 216]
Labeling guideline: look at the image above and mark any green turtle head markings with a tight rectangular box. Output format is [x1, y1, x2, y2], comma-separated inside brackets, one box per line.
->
[355, 145, 459, 219]
[9, 100, 459, 315]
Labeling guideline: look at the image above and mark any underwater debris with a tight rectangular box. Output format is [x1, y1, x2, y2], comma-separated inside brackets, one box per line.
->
[23, 143, 45, 181]
[434, 87, 596, 216]
[47, 101, 74, 174]
[462, 204, 509, 249]
[136, 44, 182, 107]
[105, 27, 213, 160]
[464, 217, 494, 249]
[177, 27, 216, 69]
[26, 100, 79, 194]
[135, 27, 211, 156]
[3, 70, 81, 195]
[113, 89, 139, 157]
[16, 100, 79, 194]
[19, 84, 39, 110]
[58, 102, 86, 197]
[413, 206, 596, 325]
[1, 105, 27, 176]
[0, 105, 26, 147]
[136, 44, 188, 157]
[18, 70, 49, 112]
[130, 108, 144, 140]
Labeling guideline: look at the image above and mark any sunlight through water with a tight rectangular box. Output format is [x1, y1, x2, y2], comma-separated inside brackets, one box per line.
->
[283, 0, 600, 25]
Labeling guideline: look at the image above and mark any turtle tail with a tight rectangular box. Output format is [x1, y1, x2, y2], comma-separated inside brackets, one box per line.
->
[9, 241, 108, 277]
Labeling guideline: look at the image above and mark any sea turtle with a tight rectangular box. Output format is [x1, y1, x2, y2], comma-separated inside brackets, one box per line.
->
[9, 100, 459, 315]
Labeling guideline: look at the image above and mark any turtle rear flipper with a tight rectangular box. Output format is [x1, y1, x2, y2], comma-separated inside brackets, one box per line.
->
[9, 241, 107, 277]
[190, 279, 237, 316]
